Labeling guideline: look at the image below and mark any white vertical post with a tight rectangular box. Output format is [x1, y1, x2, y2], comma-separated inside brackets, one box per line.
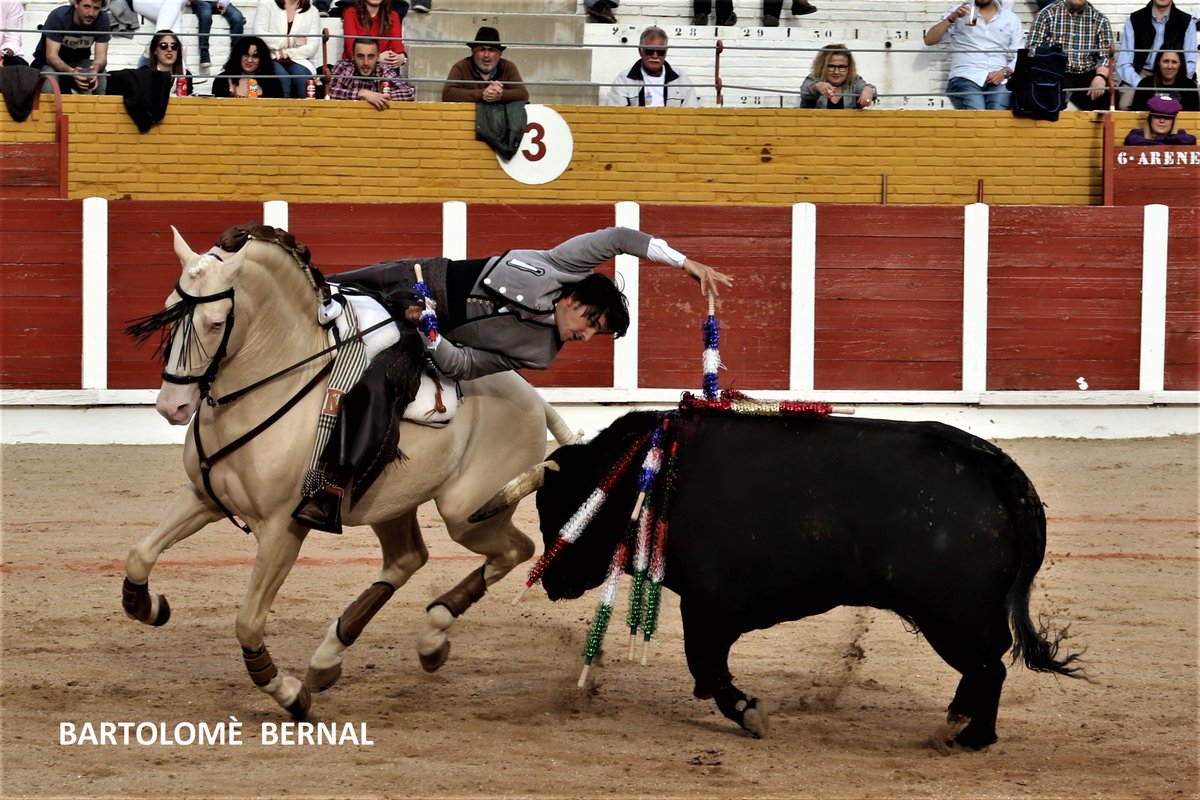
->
[962, 202, 989, 394]
[790, 202, 817, 393]
[443, 201, 467, 260]
[612, 201, 640, 390]
[262, 199, 288, 230]
[81, 197, 108, 390]
[1139, 204, 1169, 394]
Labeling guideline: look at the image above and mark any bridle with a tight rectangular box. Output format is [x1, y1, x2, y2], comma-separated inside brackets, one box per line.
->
[160, 278, 237, 401]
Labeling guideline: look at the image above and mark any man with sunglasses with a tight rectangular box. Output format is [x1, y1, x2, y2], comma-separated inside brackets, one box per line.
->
[604, 26, 698, 107]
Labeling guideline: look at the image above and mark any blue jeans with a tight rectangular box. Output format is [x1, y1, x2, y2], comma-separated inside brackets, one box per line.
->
[273, 60, 314, 98]
[946, 76, 1011, 110]
[193, 1, 245, 64]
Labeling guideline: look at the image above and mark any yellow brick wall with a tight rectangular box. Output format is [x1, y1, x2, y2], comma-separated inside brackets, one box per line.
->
[2, 96, 1197, 205]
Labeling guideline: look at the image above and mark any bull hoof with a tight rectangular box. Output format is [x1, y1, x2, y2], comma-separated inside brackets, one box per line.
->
[953, 724, 997, 750]
[418, 641, 450, 673]
[286, 683, 312, 720]
[151, 595, 171, 626]
[740, 697, 768, 739]
[305, 662, 343, 693]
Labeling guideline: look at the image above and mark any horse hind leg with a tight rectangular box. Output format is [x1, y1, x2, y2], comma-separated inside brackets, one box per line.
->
[416, 503, 535, 672]
[306, 511, 428, 691]
[124, 484, 222, 626]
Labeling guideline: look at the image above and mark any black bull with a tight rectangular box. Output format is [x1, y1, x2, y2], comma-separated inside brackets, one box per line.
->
[520, 410, 1085, 747]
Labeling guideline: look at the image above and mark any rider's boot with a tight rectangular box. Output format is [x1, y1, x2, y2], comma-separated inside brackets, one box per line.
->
[292, 481, 345, 534]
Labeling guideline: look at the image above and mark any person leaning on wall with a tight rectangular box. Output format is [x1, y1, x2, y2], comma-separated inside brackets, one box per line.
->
[442, 26, 528, 103]
[799, 43, 875, 109]
[1123, 94, 1197, 145]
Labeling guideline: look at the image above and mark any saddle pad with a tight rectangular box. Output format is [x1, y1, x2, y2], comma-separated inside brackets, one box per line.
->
[333, 290, 401, 361]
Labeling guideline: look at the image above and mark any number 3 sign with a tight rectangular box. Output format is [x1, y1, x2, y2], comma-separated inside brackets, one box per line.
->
[499, 104, 574, 185]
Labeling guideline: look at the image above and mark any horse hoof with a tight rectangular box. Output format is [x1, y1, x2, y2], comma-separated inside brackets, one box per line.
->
[286, 683, 312, 720]
[151, 595, 171, 626]
[418, 641, 450, 673]
[305, 662, 343, 693]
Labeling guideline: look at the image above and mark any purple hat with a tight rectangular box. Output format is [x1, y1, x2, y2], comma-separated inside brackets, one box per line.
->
[1146, 95, 1182, 118]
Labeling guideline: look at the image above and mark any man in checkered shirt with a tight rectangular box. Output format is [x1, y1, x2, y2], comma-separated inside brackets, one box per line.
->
[1028, 0, 1114, 111]
[328, 37, 415, 109]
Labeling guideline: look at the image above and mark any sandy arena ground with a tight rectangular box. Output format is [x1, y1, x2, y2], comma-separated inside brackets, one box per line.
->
[0, 435, 1197, 799]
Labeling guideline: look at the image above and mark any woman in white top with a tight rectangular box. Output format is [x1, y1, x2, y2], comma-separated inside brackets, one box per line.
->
[254, 0, 322, 98]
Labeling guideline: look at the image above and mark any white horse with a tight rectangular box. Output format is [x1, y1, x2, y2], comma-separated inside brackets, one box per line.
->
[122, 223, 575, 718]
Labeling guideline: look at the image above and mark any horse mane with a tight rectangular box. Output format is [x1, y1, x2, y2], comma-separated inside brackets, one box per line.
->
[124, 223, 330, 349]
[214, 223, 330, 296]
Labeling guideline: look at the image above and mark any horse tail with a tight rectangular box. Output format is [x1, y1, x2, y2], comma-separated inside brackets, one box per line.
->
[1006, 466, 1089, 680]
[543, 398, 584, 447]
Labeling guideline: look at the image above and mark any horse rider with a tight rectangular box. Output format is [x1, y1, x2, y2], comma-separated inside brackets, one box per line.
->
[293, 226, 733, 534]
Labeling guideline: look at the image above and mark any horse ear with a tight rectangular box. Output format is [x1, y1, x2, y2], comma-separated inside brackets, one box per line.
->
[171, 226, 198, 269]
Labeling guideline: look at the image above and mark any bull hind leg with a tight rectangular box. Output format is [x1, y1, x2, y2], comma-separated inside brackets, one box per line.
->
[307, 511, 429, 691]
[923, 612, 1013, 749]
[417, 499, 536, 672]
[682, 606, 768, 738]
[124, 484, 223, 627]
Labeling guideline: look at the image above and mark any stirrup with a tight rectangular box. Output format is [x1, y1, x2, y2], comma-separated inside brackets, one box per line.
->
[292, 485, 345, 534]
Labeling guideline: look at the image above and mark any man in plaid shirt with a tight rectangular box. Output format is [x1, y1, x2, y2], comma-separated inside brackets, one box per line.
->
[1028, 0, 1114, 110]
[328, 38, 415, 110]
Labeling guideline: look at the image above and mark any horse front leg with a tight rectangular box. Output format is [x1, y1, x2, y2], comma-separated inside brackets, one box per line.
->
[416, 510, 534, 672]
[123, 483, 222, 626]
[237, 520, 311, 719]
[306, 511, 429, 692]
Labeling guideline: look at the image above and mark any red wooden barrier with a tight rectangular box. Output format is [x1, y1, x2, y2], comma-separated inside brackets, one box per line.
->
[289, 202, 443, 273]
[815, 206, 964, 390]
[0, 199, 83, 388]
[641, 205, 792, 391]
[1165, 206, 1199, 390]
[988, 207, 1143, 391]
[107, 201, 264, 389]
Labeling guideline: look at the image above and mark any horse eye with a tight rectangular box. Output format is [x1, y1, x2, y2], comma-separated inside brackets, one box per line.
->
[208, 320, 225, 333]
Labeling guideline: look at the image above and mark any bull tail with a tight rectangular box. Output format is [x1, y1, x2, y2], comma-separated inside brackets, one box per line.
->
[1006, 478, 1089, 680]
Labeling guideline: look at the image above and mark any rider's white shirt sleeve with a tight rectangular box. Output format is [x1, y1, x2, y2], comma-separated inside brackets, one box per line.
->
[647, 237, 686, 268]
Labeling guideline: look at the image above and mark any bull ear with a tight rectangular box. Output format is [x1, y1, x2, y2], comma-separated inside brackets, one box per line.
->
[469, 460, 559, 523]
[171, 226, 198, 270]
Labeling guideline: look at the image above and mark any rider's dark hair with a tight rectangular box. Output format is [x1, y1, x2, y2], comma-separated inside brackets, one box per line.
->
[559, 273, 629, 338]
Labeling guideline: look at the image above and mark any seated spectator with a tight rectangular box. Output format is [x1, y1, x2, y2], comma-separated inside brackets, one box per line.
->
[328, 37, 413, 108]
[29, 0, 110, 94]
[131, 0, 188, 50]
[1132, 50, 1200, 112]
[442, 26, 528, 103]
[1115, 0, 1196, 111]
[255, 0, 321, 98]
[763, 0, 817, 28]
[924, 1, 1024, 110]
[1123, 95, 1197, 144]
[341, 0, 406, 74]
[691, 0, 734, 26]
[604, 26, 698, 107]
[142, 29, 194, 96]
[212, 35, 284, 97]
[1027, 0, 1113, 112]
[1, 0, 26, 66]
[192, 0, 247, 73]
[799, 44, 875, 109]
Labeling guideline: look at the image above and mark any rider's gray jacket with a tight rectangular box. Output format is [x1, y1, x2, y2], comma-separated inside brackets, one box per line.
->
[429, 226, 655, 381]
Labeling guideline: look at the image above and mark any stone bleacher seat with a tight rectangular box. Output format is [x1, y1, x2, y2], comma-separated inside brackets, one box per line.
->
[18, 0, 1175, 106]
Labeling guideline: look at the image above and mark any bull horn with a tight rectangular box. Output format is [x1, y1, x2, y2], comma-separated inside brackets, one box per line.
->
[469, 460, 559, 523]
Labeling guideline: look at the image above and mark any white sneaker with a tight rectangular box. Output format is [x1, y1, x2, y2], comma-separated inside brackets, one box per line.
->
[199, 62, 211, 75]
[411, 0, 431, 11]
